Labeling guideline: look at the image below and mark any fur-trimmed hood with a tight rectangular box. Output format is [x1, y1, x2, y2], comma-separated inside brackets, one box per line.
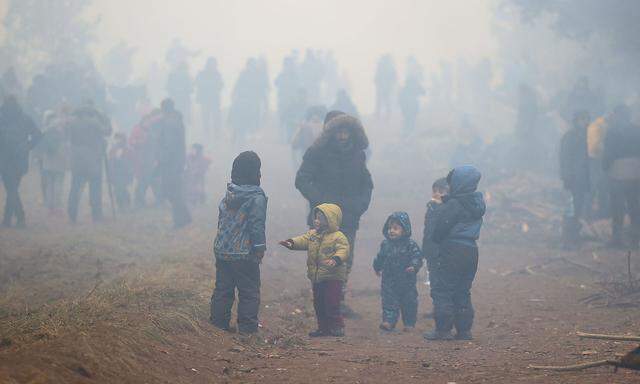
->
[312, 114, 369, 151]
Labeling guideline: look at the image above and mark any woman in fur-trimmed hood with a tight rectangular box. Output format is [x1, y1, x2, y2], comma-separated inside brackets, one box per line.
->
[295, 112, 373, 274]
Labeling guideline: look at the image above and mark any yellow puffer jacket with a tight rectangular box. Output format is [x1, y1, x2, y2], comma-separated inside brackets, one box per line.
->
[291, 203, 350, 283]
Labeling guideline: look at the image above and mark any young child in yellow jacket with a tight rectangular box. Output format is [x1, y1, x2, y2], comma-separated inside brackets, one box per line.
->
[279, 203, 350, 337]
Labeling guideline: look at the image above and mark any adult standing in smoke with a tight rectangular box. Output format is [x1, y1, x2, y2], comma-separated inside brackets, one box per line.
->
[0, 96, 41, 228]
[374, 54, 397, 120]
[228, 58, 267, 146]
[295, 112, 373, 315]
[166, 61, 193, 125]
[66, 99, 112, 224]
[602, 105, 640, 249]
[398, 57, 425, 133]
[195, 57, 224, 139]
[275, 55, 302, 142]
[559, 110, 591, 248]
[152, 98, 191, 229]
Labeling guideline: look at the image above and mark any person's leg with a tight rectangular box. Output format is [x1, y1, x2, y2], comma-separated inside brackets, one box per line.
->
[67, 172, 84, 223]
[43, 170, 53, 210]
[210, 259, 236, 330]
[400, 283, 419, 328]
[163, 170, 191, 228]
[2, 171, 15, 226]
[12, 172, 25, 227]
[324, 280, 344, 335]
[610, 180, 625, 245]
[312, 281, 328, 335]
[88, 172, 103, 222]
[381, 278, 400, 329]
[236, 260, 261, 334]
[452, 246, 479, 339]
[426, 267, 455, 338]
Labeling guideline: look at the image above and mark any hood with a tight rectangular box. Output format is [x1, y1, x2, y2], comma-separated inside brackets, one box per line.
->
[383, 211, 412, 240]
[447, 165, 481, 196]
[312, 114, 369, 151]
[224, 183, 264, 209]
[314, 203, 343, 233]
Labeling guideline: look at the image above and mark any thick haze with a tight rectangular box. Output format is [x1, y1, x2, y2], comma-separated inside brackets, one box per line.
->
[90, 0, 498, 112]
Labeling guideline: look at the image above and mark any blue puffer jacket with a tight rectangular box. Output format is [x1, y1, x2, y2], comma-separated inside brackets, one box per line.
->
[214, 183, 268, 262]
[373, 212, 423, 276]
[433, 165, 486, 247]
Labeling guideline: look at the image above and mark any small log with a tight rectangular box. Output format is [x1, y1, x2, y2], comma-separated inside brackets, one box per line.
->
[577, 331, 640, 342]
[529, 359, 618, 371]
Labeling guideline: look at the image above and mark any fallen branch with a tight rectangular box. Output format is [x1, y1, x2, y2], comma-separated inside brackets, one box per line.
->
[577, 331, 640, 342]
[529, 359, 618, 371]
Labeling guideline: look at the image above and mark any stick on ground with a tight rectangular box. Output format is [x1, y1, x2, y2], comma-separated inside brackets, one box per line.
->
[577, 331, 640, 342]
[529, 360, 618, 371]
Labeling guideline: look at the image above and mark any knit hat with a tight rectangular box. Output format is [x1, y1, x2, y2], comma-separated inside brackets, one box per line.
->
[231, 151, 261, 186]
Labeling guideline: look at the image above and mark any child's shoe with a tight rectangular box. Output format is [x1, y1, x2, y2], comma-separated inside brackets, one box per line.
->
[308, 329, 327, 337]
[328, 328, 345, 337]
[379, 322, 394, 332]
[423, 329, 453, 341]
[454, 331, 473, 340]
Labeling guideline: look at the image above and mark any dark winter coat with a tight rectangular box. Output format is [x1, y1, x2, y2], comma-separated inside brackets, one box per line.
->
[213, 183, 268, 262]
[373, 212, 423, 278]
[153, 110, 186, 173]
[422, 200, 444, 266]
[295, 115, 373, 231]
[433, 166, 486, 248]
[67, 106, 112, 175]
[602, 120, 640, 174]
[0, 100, 41, 175]
[559, 126, 590, 192]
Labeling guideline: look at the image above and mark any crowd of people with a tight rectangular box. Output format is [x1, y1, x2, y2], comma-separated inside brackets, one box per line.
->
[0, 95, 210, 229]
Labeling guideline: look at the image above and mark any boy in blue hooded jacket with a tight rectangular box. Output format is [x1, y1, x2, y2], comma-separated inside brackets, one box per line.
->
[424, 165, 486, 341]
[373, 212, 423, 331]
[210, 151, 267, 334]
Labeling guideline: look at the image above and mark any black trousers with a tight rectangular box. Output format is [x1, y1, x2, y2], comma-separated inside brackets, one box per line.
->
[430, 242, 479, 334]
[68, 171, 103, 223]
[2, 169, 25, 226]
[211, 259, 261, 333]
[610, 179, 640, 244]
[159, 168, 191, 228]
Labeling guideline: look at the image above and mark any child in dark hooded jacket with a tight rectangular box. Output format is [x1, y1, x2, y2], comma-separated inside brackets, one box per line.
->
[424, 165, 486, 341]
[373, 212, 423, 331]
[210, 151, 267, 334]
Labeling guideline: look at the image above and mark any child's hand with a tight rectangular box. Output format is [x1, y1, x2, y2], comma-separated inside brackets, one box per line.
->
[323, 259, 336, 267]
[405, 266, 416, 273]
[375, 270, 382, 277]
[279, 240, 294, 249]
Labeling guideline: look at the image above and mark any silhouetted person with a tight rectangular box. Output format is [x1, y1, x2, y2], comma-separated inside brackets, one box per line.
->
[331, 90, 359, 119]
[374, 54, 397, 120]
[130, 109, 162, 208]
[295, 113, 373, 315]
[559, 111, 591, 248]
[153, 99, 191, 228]
[67, 100, 112, 223]
[228, 58, 266, 146]
[166, 61, 193, 125]
[195, 57, 223, 138]
[275, 55, 300, 141]
[0, 96, 41, 228]
[398, 73, 425, 133]
[602, 105, 640, 249]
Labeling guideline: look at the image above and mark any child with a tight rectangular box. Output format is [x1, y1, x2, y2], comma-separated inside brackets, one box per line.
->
[422, 178, 450, 285]
[373, 212, 423, 332]
[210, 151, 267, 334]
[280, 204, 349, 337]
[424, 165, 486, 341]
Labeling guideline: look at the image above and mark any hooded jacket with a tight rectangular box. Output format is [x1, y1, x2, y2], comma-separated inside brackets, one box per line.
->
[0, 99, 41, 175]
[67, 105, 112, 175]
[373, 212, 423, 278]
[214, 183, 268, 262]
[290, 203, 350, 283]
[433, 166, 486, 247]
[295, 115, 373, 231]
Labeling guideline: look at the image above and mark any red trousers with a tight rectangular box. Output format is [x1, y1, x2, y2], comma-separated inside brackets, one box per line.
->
[312, 280, 344, 332]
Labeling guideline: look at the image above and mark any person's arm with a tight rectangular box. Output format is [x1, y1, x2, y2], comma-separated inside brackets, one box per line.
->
[289, 231, 312, 251]
[344, 153, 374, 216]
[331, 233, 350, 266]
[432, 200, 463, 243]
[408, 241, 423, 273]
[248, 194, 267, 255]
[372, 242, 386, 273]
[295, 148, 323, 204]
